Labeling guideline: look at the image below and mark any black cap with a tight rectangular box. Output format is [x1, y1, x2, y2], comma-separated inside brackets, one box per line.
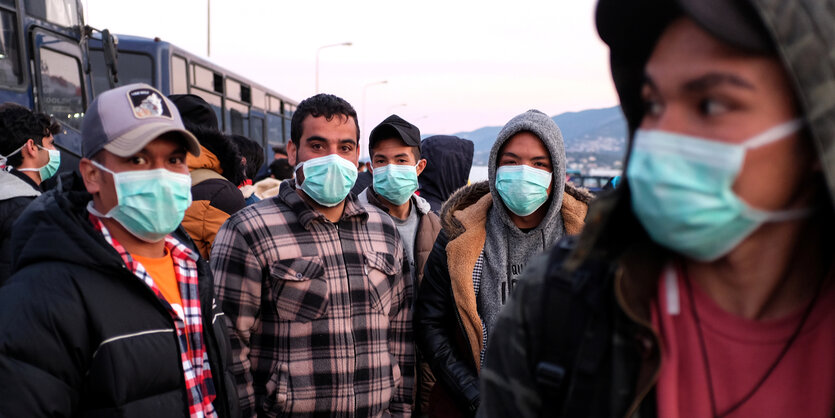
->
[369, 114, 421, 151]
[272, 144, 287, 155]
[168, 94, 219, 131]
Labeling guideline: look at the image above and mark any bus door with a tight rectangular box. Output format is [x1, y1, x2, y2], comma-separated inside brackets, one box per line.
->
[31, 27, 85, 163]
[0, 0, 28, 106]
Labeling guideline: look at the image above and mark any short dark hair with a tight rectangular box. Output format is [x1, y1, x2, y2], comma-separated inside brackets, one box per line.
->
[290, 94, 359, 146]
[0, 104, 55, 167]
[369, 130, 421, 162]
[269, 158, 294, 180]
[230, 134, 265, 181]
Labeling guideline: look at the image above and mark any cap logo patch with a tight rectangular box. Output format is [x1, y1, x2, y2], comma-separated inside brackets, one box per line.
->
[127, 88, 172, 119]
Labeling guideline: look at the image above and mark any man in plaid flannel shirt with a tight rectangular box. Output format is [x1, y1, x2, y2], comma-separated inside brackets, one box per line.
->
[0, 84, 238, 417]
[211, 94, 415, 417]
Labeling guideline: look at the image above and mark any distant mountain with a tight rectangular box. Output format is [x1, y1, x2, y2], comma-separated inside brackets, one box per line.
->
[435, 106, 628, 166]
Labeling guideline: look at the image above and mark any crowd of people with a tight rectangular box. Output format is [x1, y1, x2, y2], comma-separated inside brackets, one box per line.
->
[0, 0, 833, 417]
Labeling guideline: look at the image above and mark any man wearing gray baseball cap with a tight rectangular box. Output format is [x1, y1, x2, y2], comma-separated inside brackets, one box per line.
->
[0, 83, 239, 418]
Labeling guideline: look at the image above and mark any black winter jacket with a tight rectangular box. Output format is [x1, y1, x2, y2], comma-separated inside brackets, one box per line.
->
[0, 173, 240, 418]
[0, 169, 40, 285]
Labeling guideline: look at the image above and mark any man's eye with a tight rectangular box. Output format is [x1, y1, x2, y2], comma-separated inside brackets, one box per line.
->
[170, 156, 185, 164]
[311, 143, 323, 150]
[700, 99, 728, 116]
[341, 146, 353, 152]
[643, 98, 663, 117]
[129, 156, 147, 165]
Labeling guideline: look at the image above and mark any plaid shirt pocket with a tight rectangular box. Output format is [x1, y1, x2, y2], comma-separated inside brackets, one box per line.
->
[364, 251, 398, 314]
[269, 257, 329, 322]
[262, 362, 290, 413]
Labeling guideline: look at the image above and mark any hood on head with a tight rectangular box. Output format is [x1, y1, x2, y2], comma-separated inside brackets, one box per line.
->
[570, 0, 835, 267]
[487, 110, 566, 229]
[418, 135, 474, 211]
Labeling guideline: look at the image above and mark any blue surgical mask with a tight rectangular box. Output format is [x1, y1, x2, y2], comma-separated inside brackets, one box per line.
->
[495, 165, 553, 216]
[88, 160, 193, 243]
[5, 144, 61, 180]
[295, 154, 357, 207]
[627, 119, 810, 261]
[373, 163, 419, 205]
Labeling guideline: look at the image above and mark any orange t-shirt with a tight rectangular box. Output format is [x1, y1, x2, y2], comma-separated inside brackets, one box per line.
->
[132, 249, 184, 319]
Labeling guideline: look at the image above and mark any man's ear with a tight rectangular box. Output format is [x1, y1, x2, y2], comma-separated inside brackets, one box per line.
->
[287, 141, 297, 167]
[21, 139, 39, 160]
[415, 158, 427, 176]
[79, 158, 101, 195]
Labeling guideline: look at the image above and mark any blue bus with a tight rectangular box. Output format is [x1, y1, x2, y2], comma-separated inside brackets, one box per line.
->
[88, 34, 298, 163]
[0, 0, 120, 170]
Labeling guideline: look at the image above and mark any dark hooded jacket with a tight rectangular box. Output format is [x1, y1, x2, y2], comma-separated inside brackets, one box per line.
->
[418, 135, 475, 213]
[0, 168, 40, 285]
[479, 1, 835, 417]
[0, 173, 239, 418]
[183, 126, 246, 260]
[415, 111, 591, 417]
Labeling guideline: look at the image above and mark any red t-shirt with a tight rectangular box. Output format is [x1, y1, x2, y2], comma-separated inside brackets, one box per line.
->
[652, 264, 835, 417]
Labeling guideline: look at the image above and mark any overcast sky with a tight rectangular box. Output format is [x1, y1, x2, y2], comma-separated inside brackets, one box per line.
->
[84, 0, 618, 157]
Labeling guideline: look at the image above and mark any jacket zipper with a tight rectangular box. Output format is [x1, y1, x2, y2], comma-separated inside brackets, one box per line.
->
[450, 276, 478, 371]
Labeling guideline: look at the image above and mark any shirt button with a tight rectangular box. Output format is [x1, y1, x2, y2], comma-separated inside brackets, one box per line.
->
[296, 273, 303, 279]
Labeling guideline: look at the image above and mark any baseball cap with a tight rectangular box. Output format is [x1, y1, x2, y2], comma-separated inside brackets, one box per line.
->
[369, 114, 421, 151]
[82, 83, 200, 159]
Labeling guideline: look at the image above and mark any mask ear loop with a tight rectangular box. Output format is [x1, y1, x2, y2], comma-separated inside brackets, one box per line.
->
[743, 119, 804, 149]
[294, 161, 304, 188]
[0, 144, 25, 169]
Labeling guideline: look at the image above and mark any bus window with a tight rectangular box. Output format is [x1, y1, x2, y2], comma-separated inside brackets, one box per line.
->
[268, 95, 281, 113]
[171, 55, 188, 94]
[251, 115, 264, 144]
[226, 100, 248, 136]
[89, 50, 152, 97]
[267, 113, 282, 145]
[25, 0, 79, 27]
[39, 47, 83, 131]
[251, 87, 266, 110]
[0, 6, 22, 86]
[226, 78, 241, 102]
[193, 64, 222, 93]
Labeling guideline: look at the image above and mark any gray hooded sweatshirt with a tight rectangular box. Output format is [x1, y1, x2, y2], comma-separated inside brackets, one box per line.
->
[479, 109, 567, 341]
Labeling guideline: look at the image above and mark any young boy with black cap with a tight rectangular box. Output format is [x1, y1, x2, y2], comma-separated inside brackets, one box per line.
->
[359, 114, 441, 414]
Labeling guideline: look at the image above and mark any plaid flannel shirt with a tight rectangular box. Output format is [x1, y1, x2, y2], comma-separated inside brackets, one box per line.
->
[90, 215, 217, 418]
[211, 182, 414, 418]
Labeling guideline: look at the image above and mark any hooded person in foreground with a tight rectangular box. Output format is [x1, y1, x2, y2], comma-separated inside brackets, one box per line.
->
[0, 84, 238, 417]
[479, 0, 835, 417]
[414, 110, 591, 417]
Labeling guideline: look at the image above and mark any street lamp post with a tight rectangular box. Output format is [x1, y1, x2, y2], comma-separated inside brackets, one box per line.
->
[315, 42, 352, 93]
[207, 0, 211, 56]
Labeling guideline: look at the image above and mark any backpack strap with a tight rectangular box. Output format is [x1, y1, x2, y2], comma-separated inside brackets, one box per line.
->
[534, 236, 613, 416]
